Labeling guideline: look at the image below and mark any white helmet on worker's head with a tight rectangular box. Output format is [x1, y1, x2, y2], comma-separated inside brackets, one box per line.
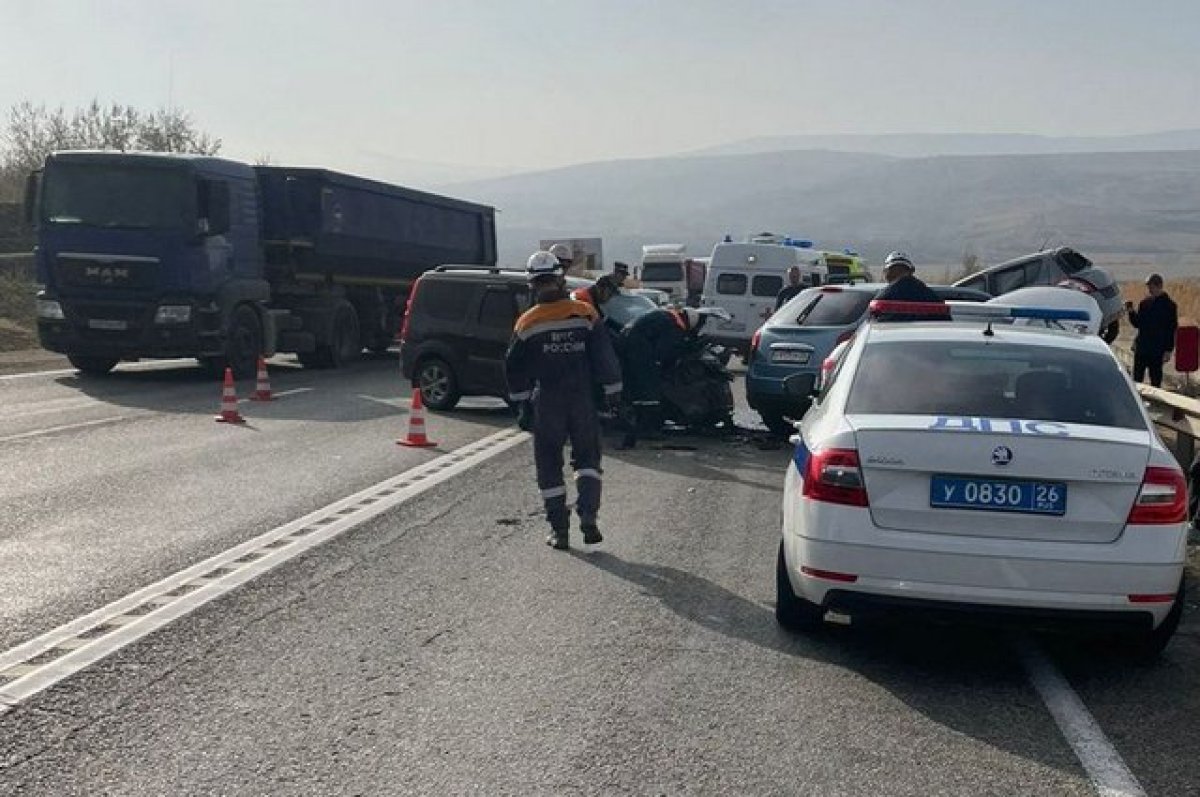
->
[883, 251, 915, 272]
[526, 250, 563, 279]
[547, 243, 574, 264]
[681, 307, 703, 331]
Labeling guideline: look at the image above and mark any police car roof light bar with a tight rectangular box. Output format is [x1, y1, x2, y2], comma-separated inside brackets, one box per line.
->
[943, 302, 1092, 322]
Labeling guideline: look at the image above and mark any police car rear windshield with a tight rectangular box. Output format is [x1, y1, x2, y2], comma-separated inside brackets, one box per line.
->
[845, 340, 1145, 430]
[790, 290, 874, 326]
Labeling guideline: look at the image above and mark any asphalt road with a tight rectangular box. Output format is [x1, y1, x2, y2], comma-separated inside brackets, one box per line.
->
[0, 356, 1198, 795]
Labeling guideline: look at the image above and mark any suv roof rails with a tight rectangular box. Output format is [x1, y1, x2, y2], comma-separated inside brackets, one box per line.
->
[431, 265, 522, 274]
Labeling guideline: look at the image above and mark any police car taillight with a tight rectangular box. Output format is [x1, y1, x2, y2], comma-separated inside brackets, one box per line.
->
[749, 329, 762, 362]
[1127, 466, 1187, 525]
[802, 448, 868, 507]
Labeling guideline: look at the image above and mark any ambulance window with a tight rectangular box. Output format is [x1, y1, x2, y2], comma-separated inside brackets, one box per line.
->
[716, 274, 747, 295]
[752, 275, 782, 297]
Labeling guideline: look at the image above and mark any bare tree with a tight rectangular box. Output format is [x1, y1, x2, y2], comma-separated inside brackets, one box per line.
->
[0, 100, 222, 200]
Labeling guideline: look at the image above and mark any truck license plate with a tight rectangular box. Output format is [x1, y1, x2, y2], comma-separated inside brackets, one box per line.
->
[88, 319, 128, 331]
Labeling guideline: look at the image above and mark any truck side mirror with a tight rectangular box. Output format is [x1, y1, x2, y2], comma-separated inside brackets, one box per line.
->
[197, 179, 232, 237]
[23, 170, 41, 228]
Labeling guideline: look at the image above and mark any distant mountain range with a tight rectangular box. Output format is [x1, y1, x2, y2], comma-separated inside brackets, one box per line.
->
[447, 135, 1200, 278]
[689, 130, 1200, 158]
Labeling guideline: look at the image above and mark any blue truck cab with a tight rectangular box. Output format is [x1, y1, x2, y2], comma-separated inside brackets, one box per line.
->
[28, 150, 496, 377]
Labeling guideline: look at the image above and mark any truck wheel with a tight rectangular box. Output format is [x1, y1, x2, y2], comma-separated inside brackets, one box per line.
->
[68, 355, 119, 376]
[308, 302, 361, 369]
[225, 305, 263, 380]
[416, 357, 460, 411]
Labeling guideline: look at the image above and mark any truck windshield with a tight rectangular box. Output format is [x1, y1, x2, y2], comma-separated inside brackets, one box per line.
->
[642, 262, 683, 282]
[41, 163, 193, 231]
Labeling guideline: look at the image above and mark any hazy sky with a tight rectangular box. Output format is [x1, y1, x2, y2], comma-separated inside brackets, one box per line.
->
[4, 0, 1200, 179]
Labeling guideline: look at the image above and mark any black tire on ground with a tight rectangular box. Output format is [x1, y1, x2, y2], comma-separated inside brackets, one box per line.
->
[1124, 579, 1185, 662]
[1102, 319, 1120, 344]
[67, 355, 119, 376]
[760, 411, 795, 437]
[775, 540, 824, 631]
[224, 305, 263, 380]
[416, 357, 461, 411]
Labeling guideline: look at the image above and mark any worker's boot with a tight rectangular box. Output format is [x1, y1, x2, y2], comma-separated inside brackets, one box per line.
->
[545, 526, 569, 550]
[545, 506, 570, 550]
[580, 519, 603, 545]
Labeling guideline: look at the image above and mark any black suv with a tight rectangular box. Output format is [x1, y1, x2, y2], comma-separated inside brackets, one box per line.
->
[400, 267, 591, 410]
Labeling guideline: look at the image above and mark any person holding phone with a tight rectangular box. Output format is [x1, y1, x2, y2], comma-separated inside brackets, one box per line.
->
[1128, 273, 1178, 388]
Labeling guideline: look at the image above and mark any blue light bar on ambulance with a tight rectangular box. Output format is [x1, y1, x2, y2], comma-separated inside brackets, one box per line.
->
[868, 300, 1092, 322]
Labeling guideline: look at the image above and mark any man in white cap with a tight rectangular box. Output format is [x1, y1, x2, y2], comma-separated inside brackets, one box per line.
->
[877, 251, 941, 303]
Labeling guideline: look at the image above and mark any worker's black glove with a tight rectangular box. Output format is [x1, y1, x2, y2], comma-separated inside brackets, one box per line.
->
[516, 401, 534, 432]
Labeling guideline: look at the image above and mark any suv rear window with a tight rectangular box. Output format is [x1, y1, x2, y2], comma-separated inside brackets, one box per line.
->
[416, 280, 472, 322]
[792, 290, 874, 326]
[845, 340, 1145, 429]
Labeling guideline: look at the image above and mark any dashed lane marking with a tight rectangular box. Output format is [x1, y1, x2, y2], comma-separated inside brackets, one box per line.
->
[1017, 637, 1146, 797]
[0, 427, 529, 712]
[0, 416, 129, 444]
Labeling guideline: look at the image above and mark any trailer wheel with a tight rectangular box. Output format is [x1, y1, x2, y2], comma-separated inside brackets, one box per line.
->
[225, 305, 263, 380]
[327, 302, 362, 368]
[68, 355, 119, 376]
[416, 357, 460, 411]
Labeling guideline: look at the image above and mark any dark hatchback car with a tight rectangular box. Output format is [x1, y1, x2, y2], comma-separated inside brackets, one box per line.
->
[399, 267, 650, 410]
[745, 282, 990, 433]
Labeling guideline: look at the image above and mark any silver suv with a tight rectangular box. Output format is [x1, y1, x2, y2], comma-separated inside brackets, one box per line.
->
[953, 248, 1123, 342]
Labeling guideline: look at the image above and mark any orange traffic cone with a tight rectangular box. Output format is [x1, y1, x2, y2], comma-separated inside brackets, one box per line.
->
[214, 367, 245, 424]
[397, 388, 437, 448]
[250, 357, 273, 402]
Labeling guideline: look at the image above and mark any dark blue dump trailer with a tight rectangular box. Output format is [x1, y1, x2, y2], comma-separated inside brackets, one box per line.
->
[27, 151, 496, 377]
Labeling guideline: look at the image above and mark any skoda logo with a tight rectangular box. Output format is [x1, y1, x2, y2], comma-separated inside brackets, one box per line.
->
[992, 446, 1013, 466]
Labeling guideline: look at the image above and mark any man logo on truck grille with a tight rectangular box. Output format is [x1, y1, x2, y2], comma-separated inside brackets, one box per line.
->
[992, 445, 1013, 466]
[85, 266, 130, 284]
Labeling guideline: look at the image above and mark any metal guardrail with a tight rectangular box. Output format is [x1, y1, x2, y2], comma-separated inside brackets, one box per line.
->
[1138, 384, 1200, 467]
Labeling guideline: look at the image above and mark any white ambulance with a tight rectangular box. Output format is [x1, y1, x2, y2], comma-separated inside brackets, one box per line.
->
[701, 236, 828, 355]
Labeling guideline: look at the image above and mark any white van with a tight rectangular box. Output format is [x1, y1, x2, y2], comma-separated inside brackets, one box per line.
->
[639, 244, 688, 299]
[700, 240, 827, 354]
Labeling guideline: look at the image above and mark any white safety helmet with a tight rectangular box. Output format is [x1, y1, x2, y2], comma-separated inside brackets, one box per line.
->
[547, 243, 573, 263]
[681, 307, 702, 330]
[526, 250, 563, 278]
[883, 251, 915, 271]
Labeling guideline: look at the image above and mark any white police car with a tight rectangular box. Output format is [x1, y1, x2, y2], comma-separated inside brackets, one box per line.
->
[778, 300, 1189, 657]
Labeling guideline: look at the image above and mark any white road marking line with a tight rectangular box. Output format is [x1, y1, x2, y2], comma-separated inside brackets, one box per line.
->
[1017, 638, 1146, 797]
[2, 397, 107, 419]
[0, 359, 200, 381]
[0, 427, 530, 712]
[237, 387, 313, 403]
[0, 416, 129, 444]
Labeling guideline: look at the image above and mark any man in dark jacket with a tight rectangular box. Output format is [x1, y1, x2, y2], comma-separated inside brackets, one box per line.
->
[1128, 273, 1178, 388]
[617, 307, 707, 447]
[507, 251, 624, 549]
[873, 251, 944, 321]
[775, 266, 805, 310]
